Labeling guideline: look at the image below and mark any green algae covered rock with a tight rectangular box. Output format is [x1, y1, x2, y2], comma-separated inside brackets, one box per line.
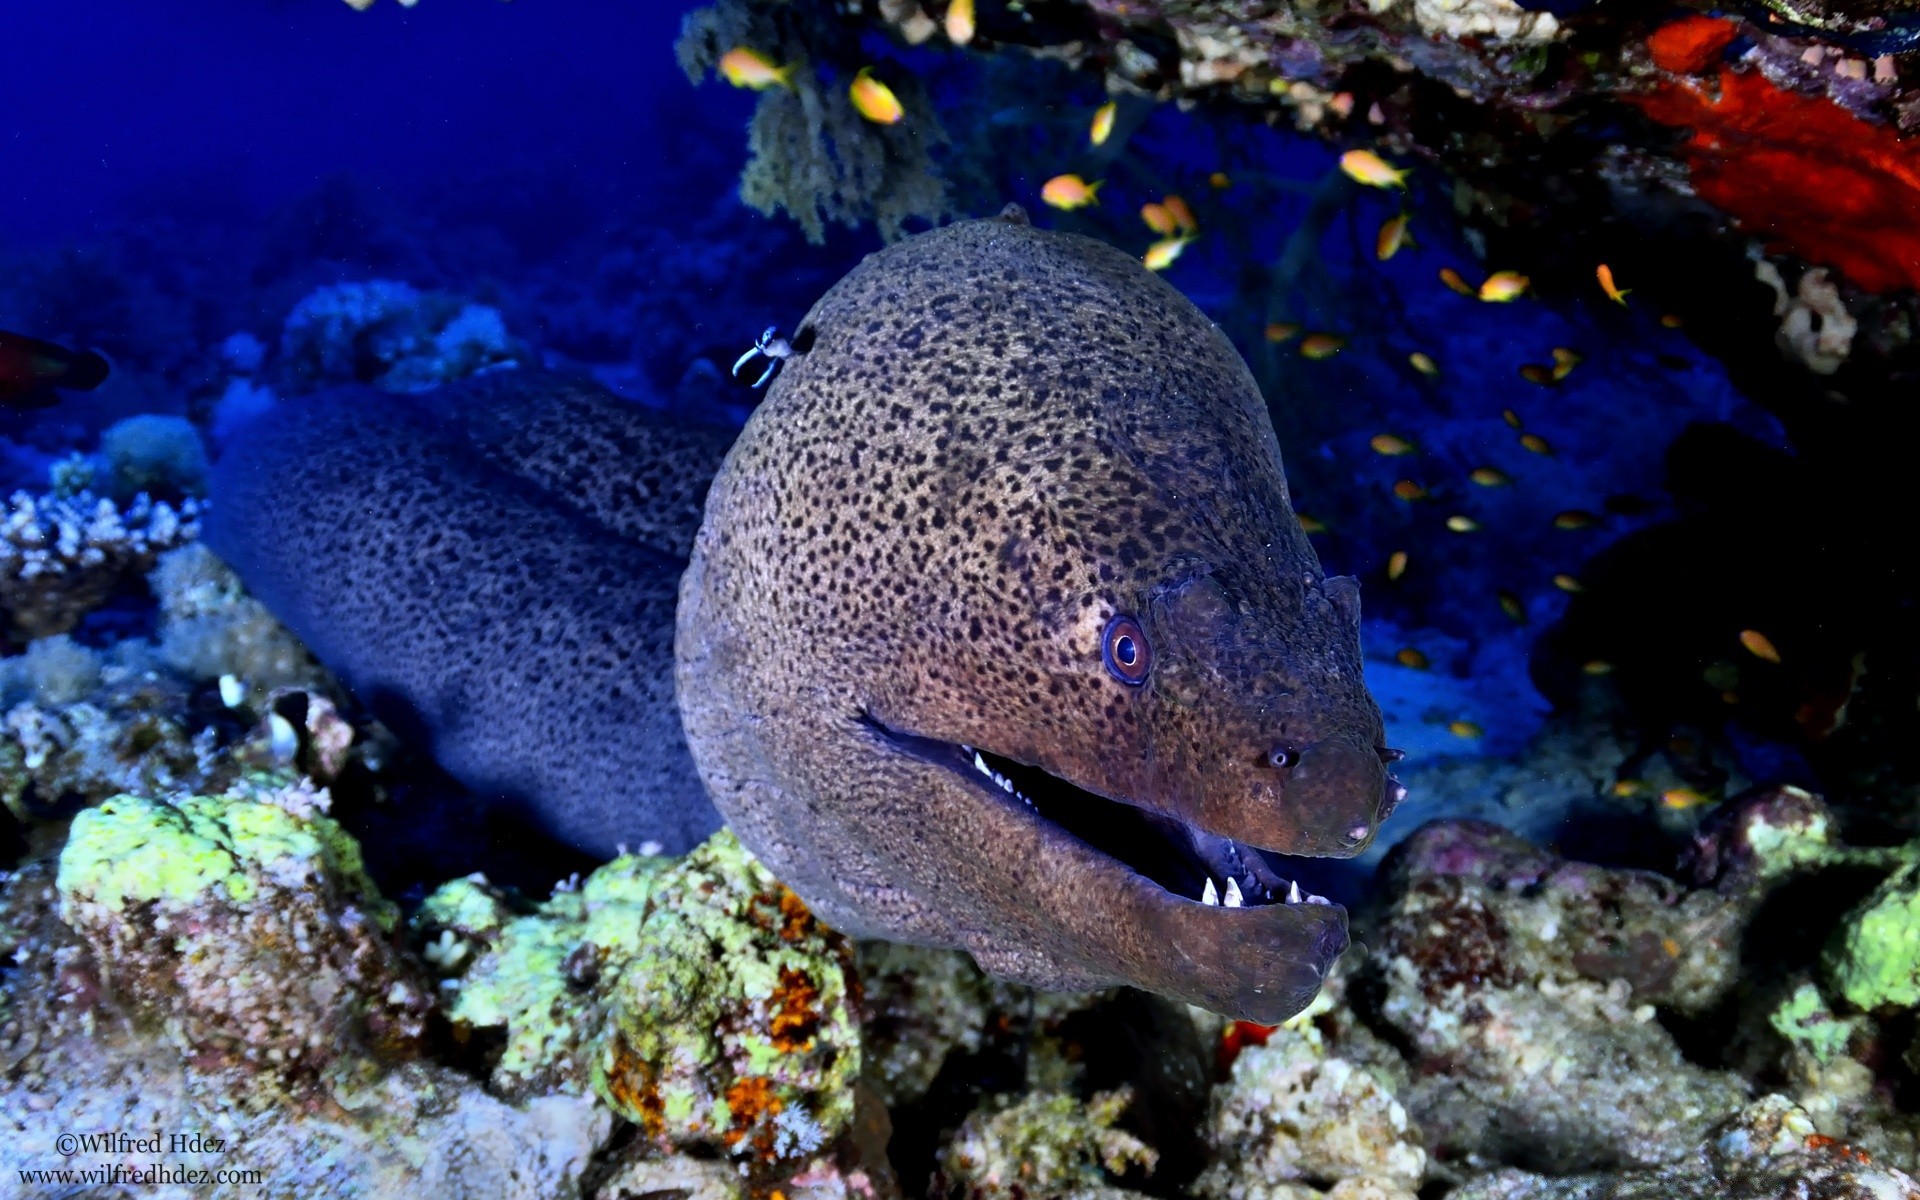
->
[432, 830, 861, 1169]
[54, 778, 429, 1075]
[1769, 982, 1864, 1065]
[1827, 862, 1920, 1012]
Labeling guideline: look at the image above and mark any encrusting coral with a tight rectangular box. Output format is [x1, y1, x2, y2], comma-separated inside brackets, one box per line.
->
[422, 829, 863, 1171]
[0, 487, 198, 640]
[1, 847, 612, 1199]
[857, 939, 1028, 1109]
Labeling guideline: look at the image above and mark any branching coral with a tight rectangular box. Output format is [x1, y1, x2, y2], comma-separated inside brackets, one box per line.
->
[677, 1, 949, 243]
[0, 489, 198, 641]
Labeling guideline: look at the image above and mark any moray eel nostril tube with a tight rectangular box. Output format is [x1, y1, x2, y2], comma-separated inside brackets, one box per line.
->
[208, 206, 1395, 1023]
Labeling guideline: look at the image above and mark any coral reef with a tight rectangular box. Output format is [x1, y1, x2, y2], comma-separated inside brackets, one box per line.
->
[0, 488, 198, 640]
[1828, 862, 1920, 1011]
[1632, 25, 1920, 294]
[278, 280, 523, 394]
[857, 940, 1022, 1108]
[0, 653, 223, 823]
[426, 830, 863, 1170]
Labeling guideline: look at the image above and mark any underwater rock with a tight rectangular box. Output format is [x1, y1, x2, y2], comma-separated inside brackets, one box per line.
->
[428, 830, 862, 1171]
[0, 487, 198, 640]
[54, 780, 431, 1076]
[933, 1086, 1157, 1200]
[1448, 1094, 1920, 1198]
[1366, 820, 1751, 1172]
[278, 280, 522, 394]
[1194, 1019, 1425, 1200]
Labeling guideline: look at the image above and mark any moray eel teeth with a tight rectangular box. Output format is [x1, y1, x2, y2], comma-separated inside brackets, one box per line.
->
[868, 716, 1353, 912]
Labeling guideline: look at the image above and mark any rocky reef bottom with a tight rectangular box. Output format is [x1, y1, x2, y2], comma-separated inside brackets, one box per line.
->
[4, 545, 1920, 1199]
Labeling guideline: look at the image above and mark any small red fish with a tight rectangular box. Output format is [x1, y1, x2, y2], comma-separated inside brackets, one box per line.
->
[0, 331, 110, 409]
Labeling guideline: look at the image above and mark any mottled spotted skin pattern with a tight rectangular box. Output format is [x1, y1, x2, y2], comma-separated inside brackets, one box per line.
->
[208, 372, 734, 856]
[678, 212, 1389, 1021]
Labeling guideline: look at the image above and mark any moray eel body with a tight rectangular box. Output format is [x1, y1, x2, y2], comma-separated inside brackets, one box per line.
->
[209, 211, 1398, 1022]
[677, 210, 1395, 1021]
[206, 373, 732, 856]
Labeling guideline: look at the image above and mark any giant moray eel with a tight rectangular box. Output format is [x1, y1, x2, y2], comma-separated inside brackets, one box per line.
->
[208, 209, 1399, 1021]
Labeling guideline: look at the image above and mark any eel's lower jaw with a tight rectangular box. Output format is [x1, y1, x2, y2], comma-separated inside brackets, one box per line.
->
[858, 714, 1331, 910]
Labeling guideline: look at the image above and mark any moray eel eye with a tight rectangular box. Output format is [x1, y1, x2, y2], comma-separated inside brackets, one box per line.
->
[1102, 615, 1151, 685]
[1268, 747, 1295, 769]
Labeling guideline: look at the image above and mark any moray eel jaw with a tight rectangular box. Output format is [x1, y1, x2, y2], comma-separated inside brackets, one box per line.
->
[861, 713, 1352, 1023]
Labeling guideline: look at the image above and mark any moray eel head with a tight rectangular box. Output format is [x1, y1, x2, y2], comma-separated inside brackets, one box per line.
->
[677, 211, 1397, 1023]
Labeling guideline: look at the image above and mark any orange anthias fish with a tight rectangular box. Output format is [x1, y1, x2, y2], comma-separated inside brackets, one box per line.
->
[1597, 263, 1631, 305]
[1041, 174, 1102, 210]
[849, 67, 905, 125]
[1478, 271, 1530, 302]
[945, 0, 976, 45]
[1143, 236, 1191, 271]
[1163, 195, 1198, 235]
[1339, 149, 1408, 189]
[1141, 202, 1178, 237]
[0, 331, 110, 409]
[1376, 212, 1410, 261]
[718, 47, 795, 91]
[1090, 101, 1117, 147]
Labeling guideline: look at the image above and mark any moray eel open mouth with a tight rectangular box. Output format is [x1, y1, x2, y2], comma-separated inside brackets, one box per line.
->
[863, 715, 1387, 910]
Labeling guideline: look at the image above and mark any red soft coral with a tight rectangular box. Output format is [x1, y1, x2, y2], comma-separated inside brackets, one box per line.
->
[1646, 14, 1742, 74]
[1632, 45, 1920, 293]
